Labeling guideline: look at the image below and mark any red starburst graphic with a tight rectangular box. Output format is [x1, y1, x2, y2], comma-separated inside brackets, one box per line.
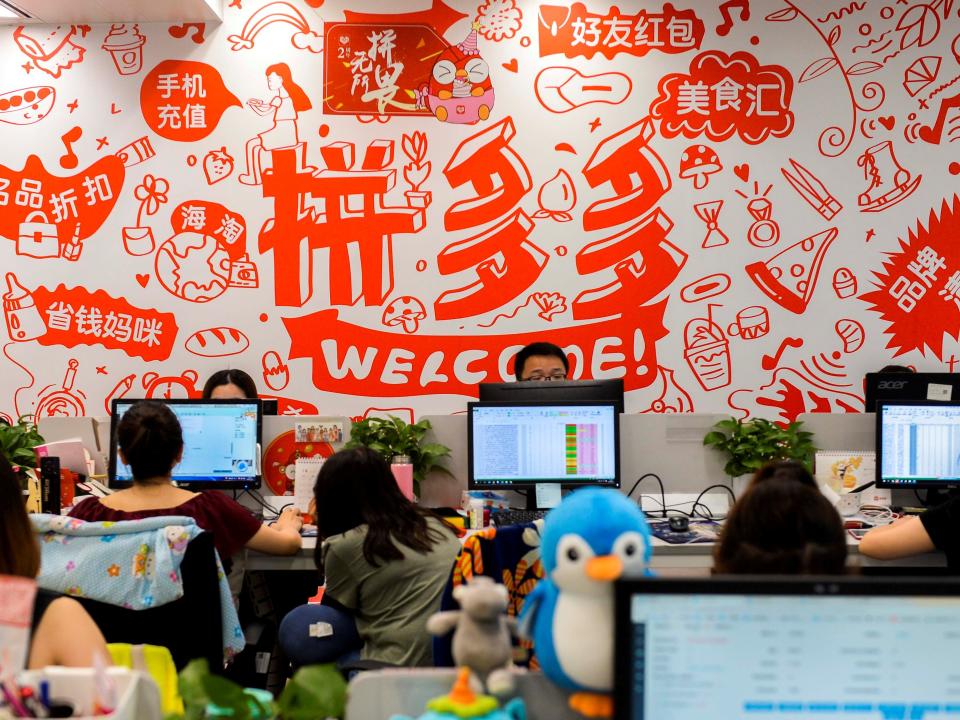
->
[860, 195, 960, 359]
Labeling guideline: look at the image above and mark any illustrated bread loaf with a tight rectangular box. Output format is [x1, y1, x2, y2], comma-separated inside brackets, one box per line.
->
[184, 326, 249, 357]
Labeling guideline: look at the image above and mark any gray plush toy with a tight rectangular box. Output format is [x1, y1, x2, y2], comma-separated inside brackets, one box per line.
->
[426, 576, 518, 694]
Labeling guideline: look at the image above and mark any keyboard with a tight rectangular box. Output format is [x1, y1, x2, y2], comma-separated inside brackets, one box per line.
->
[491, 509, 548, 527]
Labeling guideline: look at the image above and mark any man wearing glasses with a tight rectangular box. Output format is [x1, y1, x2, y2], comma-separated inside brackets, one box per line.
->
[514, 342, 569, 382]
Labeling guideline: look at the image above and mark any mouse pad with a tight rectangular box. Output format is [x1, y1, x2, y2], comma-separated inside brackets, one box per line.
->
[648, 519, 719, 544]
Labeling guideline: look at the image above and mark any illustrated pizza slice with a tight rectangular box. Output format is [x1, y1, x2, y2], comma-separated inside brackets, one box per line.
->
[745, 227, 838, 314]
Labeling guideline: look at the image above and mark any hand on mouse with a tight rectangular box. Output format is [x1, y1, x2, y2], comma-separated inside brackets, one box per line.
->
[276, 506, 303, 532]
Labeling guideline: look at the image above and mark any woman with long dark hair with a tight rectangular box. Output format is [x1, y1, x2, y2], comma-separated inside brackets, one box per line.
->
[713, 461, 848, 574]
[0, 453, 109, 668]
[281, 447, 459, 668]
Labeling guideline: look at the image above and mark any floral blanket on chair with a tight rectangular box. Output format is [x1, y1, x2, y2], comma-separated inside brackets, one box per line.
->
[30, 514, 244, 658]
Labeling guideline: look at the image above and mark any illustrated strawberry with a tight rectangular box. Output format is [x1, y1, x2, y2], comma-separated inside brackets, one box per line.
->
[203, 146, 234, 184]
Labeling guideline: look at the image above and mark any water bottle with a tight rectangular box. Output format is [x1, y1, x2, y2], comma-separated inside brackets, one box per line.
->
[391, 455, 414, 501]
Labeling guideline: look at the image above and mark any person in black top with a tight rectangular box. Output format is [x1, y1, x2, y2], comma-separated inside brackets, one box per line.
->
[514, 342, 569, 381]
[0, 452, 109, 668]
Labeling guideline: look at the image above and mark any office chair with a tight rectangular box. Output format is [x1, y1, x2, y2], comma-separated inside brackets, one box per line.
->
[75, 532, 225, 670]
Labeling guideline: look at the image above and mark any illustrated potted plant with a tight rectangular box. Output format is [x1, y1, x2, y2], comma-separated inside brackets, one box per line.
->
[345, 416, 452, 498]
[703, 417, 816, 491]
[0, 415, 44, 488]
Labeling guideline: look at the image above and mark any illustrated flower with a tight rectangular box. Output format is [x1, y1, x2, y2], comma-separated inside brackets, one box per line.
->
[107, 564, 121, 577]
[134, 173, 170, 225]
[169, 571, 179, 583]
[100, 534, 117, 543]
[143, 594, 154, 607]
[65, 561, 76, 572]
[531, 292, 567, 321]
[66, 586, 82, 596]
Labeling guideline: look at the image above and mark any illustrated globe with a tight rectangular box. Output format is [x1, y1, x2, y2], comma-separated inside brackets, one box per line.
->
[155, 231, 230, 302]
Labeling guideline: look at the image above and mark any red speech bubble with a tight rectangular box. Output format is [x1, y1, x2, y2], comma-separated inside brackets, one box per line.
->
[141, 59, 240, 142]
[28, 283, 179, 361]
[0, 154, 124, 260]
[861, 195, 960, 359]
[650, 50, 794, 145]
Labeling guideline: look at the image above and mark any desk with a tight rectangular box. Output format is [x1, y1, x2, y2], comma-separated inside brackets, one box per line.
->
[244, 534, 946, 573]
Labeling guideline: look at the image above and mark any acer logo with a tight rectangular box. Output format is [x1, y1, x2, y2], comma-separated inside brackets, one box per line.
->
[877, 381, 909, 389]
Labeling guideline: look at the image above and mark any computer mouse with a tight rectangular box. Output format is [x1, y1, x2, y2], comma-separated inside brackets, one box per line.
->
[668, 516, 690, 533]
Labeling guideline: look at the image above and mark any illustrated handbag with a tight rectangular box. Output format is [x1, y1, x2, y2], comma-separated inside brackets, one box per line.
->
[17, 210, 60, 258]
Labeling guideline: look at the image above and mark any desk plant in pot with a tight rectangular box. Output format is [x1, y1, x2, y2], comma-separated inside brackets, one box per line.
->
[346, 416, 452, 499]
[703, 417, 816, 493]
[0, 415, 44, 489]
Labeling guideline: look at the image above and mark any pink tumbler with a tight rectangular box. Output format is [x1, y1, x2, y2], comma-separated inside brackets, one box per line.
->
[391, 455, 414, 501]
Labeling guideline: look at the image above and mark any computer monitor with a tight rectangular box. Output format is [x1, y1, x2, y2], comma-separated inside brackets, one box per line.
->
[864, 372, 960, 411]
[614, 576, 960, 720]
[477, 378, 625, 413]
[877, 400, 960, 490]
[467, 400, 619, 500]
[109, 398, 262, 490]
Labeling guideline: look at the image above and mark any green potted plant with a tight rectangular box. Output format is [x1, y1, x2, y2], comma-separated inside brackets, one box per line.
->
[703, 417, 816, 479]
[0, 414, 44, 487]
[345, 416, 452, 497]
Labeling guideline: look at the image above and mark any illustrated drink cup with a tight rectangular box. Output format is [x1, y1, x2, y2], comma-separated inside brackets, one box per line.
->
[102, 24, 146, 75]
[684, 317, 731, 390]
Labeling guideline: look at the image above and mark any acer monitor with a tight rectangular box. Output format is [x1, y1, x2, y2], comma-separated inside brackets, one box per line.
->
[109, 398, 262, 490]
[864, 372, 960, 410]
[876, 400, 960, 490]
[477, 378, 625, 413]
[467, 400, 620, 502]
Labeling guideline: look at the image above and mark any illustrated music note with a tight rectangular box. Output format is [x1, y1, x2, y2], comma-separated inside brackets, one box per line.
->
[762, 337, 804, 371]
[169, 22, 206, 44]
[917, 92, 960, 144]
[59, 126, 82, 170]
[717, 0, 750, 36]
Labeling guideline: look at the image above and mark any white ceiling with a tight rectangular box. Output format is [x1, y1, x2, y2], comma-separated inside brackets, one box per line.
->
[1, 0, 222, 23]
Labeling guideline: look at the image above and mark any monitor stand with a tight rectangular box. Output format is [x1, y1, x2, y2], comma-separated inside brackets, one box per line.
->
[523, 483, 562, 511]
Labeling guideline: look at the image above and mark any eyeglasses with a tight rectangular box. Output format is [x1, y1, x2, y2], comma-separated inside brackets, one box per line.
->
[521, 371, 568, 382]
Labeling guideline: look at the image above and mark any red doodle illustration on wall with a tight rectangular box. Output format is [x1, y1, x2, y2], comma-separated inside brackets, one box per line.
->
[262, 350, 290, 392]
[684, 306, 730, 392]
[285, 307, 667, 397]
[101, 24, 146, 76]
[142, 369, 200, 399]
[184, 327, 250, 357]
[745, 228, 838, 314]
[678, 145, 721, 189]
[537, 3, 704, 60]
[36, 359, 86, 417]
[535, 67, 632, 114]
[13, 25, 85, 77]
[155, 200, 258, 302]
[728, 320, 866, 423]
[228, 2, 323, 53]
[123, 174, 168, 257]
[342, 0, 467, 36]
[861, 195, 960, 360]
[203, 148, 234, 185]
[641, 366, 694, 413]
[533, 169, 577, 222]
[476, 0, 522, 41]
[0, 86, 56, 126]
[0, 154, 124, 261]
[650, 50, 794, 144]
[382, 296, 428, 334]
[141, 60, 240, 142]
[240, 63, 311, 185]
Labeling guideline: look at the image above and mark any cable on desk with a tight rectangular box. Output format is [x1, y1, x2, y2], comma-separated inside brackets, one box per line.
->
[626, 473, 666, 517]
[637, 494, 695, 519]
[241, 489, 283, 520]
[690, 484, 737, 521]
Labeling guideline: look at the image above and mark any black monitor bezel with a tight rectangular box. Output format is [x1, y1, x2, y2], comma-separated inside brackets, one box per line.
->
[478, 378, 625, 414]
[108, 398, 263, 490]
[876, 399, 960, 490]
[864, 372, 960, 411]
[466, 399, 620, 491]
[613, 575, 960, 720]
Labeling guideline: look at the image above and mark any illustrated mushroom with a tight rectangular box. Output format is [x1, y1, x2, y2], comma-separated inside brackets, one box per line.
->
[382, 296, 427, 334]
[679, 145, 722, 189]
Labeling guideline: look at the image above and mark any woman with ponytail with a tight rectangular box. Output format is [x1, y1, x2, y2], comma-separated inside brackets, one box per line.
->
[712, 461, 848, 575]
[69, 400, 302, 567]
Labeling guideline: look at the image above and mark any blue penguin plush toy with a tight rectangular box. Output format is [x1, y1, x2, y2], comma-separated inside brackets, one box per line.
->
[520, 487, 652, 718]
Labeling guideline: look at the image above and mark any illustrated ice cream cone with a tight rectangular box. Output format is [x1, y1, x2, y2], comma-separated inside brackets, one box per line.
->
[102, 24, 146, 76]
